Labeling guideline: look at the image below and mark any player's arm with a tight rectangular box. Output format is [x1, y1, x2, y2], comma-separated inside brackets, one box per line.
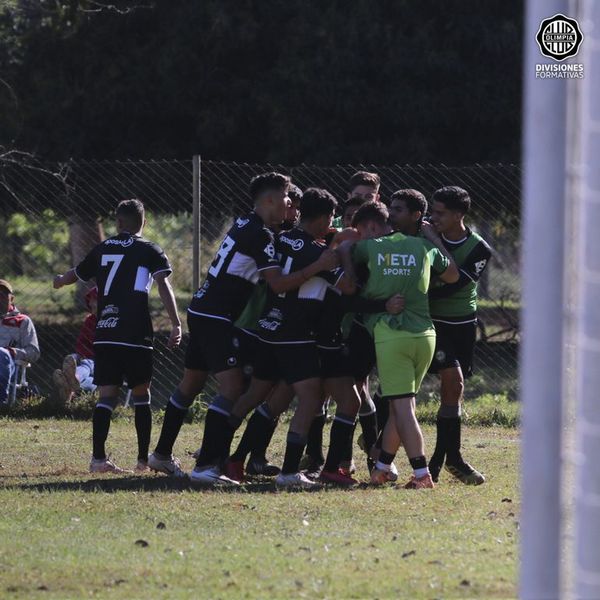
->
[261, 249, 340, 295]
[429, 240, 491, 298]
[53, 268, 79, 289]
[155, 272, 182, 349]
[420, 222, 459, 284]
[335, 239, 360, 284]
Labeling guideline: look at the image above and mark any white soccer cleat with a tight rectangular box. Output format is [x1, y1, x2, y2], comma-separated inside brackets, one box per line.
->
[275, 471, 317, 489]
[388, 461, 399, 482]
[148, 453, 187, 478]
[89, 457, 130, 474]
[62, 354, 81, 392]
[189, 464, 239, 486]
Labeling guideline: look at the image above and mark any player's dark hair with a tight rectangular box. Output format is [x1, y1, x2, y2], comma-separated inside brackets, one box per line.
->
[300, 188, 338, 221]
[351, 200, 389, 228]
[348, 170, 380, 193]
[288, 183, 303, 204]
[431, 186, 471, 215]
[250, 172, 291, 202]
[342, 197, 364, 219]
[391, 189, 428, 215]
[116, 199, 145, 231]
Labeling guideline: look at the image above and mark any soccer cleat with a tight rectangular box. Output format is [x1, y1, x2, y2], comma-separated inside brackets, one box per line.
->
[445, 460, 485, 485]
[52, 369, 72, 404]
[340, 459, 357, 475]
[62, 354, 80, 392]
[275, 471, 317, 489]
[134, 459, 149, 472]
[428, 455, 445, 483]
[300, 456, 324, 480]
[189, 464, 239, 486]
[319, 468, 358, 487]
[224, 459, 245, 483]
[370, 468, 395, 485]
[388, 461, 399, 482]
[90, 457, 129, 474]
[404, 473, 435, 489]
[148, 453, 187, 478]
[246, 456, 281, 477]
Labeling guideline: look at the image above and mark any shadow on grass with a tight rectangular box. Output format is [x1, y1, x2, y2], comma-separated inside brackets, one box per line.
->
[1, 475, 365, 495]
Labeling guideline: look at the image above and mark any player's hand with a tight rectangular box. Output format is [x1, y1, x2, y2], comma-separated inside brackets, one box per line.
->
[316, 249, 340, 271]
[329, 228, 360, 249]
[53, 275, 64, 289]
[385, 294, 405, 314]
[420, 221, 441, 243]
[167, 324, 182, 349]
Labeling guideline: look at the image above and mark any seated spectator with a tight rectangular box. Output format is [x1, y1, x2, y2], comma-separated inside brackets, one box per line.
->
[0, 279, 41, 404]
[53, 287, 98, 403]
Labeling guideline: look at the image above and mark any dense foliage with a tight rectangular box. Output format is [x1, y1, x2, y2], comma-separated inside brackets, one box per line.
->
[0, 0, 523, 165]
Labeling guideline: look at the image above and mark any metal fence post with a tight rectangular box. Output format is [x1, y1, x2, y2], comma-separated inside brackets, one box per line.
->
[192, 155, 201, 291]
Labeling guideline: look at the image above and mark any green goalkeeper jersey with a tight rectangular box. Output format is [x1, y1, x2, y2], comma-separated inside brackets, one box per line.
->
[234, 282, 267, 331]
[428, 228, 492, 320]
[352, 232, 449, 335]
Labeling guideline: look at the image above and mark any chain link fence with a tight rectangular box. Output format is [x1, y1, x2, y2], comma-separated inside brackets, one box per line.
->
[0, 155, 520, 407]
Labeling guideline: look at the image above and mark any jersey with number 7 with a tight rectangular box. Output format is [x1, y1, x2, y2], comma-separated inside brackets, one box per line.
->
[75, 232, 172, 349]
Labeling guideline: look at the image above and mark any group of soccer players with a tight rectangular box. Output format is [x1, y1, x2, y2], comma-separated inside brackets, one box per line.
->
[54, 169, 491, 490]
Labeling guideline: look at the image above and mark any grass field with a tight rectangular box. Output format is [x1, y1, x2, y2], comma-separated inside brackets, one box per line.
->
[0, 418, 519, 599]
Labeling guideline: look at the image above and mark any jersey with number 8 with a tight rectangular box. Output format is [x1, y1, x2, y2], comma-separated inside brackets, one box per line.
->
[188, 212, 280, 322]
[75, 232, 172, 349]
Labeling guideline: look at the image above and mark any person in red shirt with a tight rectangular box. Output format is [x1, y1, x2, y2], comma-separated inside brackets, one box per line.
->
[53, 287, 98, 403]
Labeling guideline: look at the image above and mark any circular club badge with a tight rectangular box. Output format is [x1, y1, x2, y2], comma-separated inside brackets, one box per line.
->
[536, 14, 583, 61]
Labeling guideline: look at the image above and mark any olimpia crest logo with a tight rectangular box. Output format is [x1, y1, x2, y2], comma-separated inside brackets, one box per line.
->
[536, 14, 583, 61]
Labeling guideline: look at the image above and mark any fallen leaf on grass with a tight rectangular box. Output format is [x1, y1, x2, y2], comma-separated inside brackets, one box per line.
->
[156, 522, 166, 530]
[460, 579, 471, 587]
[134, 539, 149, 547]
[501, 497, 513, 503]
[401, 550, 416, 558]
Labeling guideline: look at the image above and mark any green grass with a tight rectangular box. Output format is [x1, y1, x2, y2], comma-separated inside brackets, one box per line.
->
[0, 418, 519, 599]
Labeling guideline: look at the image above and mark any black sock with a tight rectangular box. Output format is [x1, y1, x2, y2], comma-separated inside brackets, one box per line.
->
[409, 455, 427, 470]
[195, 408, 230, 467]
[92, 405, 112, 460]
[445, 417, 463, 464]
[374, 430, 383, 450]
[282, 432, 306, 474]
[339, 422, 356, 464]
[220, 414, 243, 462]
[232, 407, 275, 462]
[359, 412, 378, 454]
[134, 404, 152, 462]
[324, 416, 355, 472]
[306, 413, 326, 464]
[378, 450, 395, 466]
[373, 389, 389, 435]
[155, 401, 188, 457]
[250, 417, 278, 462]
[430, 417, 448, 464]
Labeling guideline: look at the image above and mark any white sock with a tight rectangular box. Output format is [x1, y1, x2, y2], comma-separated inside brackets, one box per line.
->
[375, 461, 391, 472]
[414, 467, 429, 478]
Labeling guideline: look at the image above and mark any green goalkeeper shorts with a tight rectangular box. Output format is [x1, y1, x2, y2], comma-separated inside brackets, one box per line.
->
[373, 320, 436, 398]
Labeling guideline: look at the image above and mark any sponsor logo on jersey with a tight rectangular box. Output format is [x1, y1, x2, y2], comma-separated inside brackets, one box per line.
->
[279, 235, 304, 251]
[258, 318, 280, 331]
[104, 237, 134, 248]
[97, 316, 120, 328]
[264, 243, 276, 259]
[194, 280, 210, 299]
[377, 253, 416, 276]
[236, 217, 250, 228]
[101, 304, 119, 317]
[474, 259, 487, 275]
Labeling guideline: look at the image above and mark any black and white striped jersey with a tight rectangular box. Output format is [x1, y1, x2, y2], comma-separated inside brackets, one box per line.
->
[188, 212, 279, 322]
[258, 227, 342, 344]
[75, 232, 172, 349]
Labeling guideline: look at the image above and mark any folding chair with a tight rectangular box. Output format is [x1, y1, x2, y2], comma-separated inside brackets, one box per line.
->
[7, 360, 30, 406]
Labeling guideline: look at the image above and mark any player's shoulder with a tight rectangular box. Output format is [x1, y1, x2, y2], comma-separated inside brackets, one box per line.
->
[135, 236, 166, 254]
[235, 212, 273, 241]
[467, 229, 492, 254]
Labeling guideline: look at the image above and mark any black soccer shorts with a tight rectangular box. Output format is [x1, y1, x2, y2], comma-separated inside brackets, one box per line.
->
[253, 340, 321, 385]
[428, 320, 477, 378]
[185, 313, 240, 374]
[93, 345, 153, 388]
[318, 344, 353, 379]
[346, 321, 377, 382]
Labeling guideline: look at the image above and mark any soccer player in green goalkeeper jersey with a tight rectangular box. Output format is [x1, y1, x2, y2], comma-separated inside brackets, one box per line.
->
[338, 200, 459, 488]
